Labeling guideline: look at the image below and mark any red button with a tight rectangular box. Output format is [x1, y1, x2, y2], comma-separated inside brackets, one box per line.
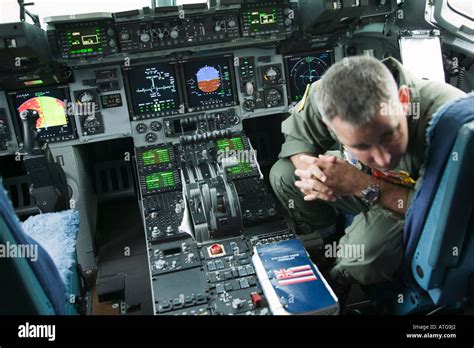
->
[251, 292, 261, 308]
[210, 244, 223, 255]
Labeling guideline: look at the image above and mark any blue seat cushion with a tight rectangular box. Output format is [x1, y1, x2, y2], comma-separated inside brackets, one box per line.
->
[22, 210, 80, 287]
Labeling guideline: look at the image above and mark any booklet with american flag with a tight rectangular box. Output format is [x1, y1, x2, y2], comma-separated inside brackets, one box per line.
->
[252, 239, 339, 315]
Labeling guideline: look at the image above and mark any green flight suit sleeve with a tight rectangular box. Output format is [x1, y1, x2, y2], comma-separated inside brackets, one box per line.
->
[278, 82, 336, 159]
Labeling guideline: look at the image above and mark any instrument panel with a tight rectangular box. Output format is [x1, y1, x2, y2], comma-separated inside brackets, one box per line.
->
[51, 18, 119, 59]
[284, 50, 334, 102]
[7, 86, 78, 143]
[124, 62, 183, 120]
[0, 0, 336, 154]
[0, 46, 335, 152]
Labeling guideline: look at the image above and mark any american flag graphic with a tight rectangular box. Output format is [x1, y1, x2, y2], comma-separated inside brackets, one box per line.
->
[274, 265, 317, 286]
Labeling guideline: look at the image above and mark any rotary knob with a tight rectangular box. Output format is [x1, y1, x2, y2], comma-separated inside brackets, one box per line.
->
[150, 121, 162, 132]
[151, 227, 161, 239]
[136, 123, 147, 134]
[170, 29, 179, 39]
[228, 20, 236, 28]
[140, 33, 151, 43]
[245, 81, 254, 96]
[120, 32, 130, 41]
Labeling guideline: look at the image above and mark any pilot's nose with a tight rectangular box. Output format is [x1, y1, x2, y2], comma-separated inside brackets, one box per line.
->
[372, 147, 392, 169]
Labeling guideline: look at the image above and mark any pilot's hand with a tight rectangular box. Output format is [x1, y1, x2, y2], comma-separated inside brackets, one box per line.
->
[295, 154, 369, 202]
[294, 155, 337, 202]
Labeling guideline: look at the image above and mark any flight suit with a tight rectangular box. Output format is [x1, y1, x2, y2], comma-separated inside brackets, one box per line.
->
[270, 57, 465, 285]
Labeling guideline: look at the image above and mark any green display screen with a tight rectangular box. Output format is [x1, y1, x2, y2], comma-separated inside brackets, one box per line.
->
[145, 171, 175, 190]
[142, 148, 171, 166]
[247, 8, 279, 33]
[216, 137, 245, 151]
[226, 162, 254, 176]
[66, 27, 103, 55]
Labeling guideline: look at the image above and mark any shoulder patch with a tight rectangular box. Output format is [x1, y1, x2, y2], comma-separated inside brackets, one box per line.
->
[298, 84, 311, 112]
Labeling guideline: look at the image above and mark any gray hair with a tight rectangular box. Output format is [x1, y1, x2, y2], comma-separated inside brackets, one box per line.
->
[315, 56, 399, 126]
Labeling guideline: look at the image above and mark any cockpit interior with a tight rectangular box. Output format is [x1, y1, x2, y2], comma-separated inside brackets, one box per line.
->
[0, 0, 473, 321]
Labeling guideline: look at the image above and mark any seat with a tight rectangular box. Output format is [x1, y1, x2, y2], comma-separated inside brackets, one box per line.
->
[393, 94, 474, 314]
[0, 179, 81, 315]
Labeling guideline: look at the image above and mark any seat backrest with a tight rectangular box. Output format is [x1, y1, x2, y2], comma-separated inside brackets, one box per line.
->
[0, 180, 68, 314]
[411, 120, 474, 306]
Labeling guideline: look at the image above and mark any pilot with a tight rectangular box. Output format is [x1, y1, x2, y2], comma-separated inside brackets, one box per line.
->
[270, 56, 465, 287]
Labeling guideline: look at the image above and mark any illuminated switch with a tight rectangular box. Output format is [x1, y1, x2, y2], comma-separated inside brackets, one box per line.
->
[209, 244, 224, 256]
[251, 292, 262, 308]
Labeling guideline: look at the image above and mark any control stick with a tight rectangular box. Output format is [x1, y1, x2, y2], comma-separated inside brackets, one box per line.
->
[19, 109, 41, 155]
[17, 109, 69, 213]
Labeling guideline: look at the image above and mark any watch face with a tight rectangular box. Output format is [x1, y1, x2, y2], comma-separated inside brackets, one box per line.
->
[365, 189, 378, 202]
[363, 186, 380, 203]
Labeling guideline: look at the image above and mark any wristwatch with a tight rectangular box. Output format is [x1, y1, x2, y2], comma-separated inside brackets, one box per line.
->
[361, 177, 381, 205]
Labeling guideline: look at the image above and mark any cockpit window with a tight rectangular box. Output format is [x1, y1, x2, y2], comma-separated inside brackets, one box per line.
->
[0, 0, 219, 27]
[447, 0, 474, 20]
[0, 0, 150, 26]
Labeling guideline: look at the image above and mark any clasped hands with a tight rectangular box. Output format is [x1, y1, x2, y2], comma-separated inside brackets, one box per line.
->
[294, 154, 369, 202]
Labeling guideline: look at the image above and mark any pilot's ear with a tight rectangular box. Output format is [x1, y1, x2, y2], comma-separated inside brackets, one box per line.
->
[398, 85, 411, 115]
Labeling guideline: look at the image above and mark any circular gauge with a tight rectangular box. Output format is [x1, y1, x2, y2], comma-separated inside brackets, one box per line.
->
[196, 66, 221, 93]
[265, 88, 283, 108]
[136, 123, 147, 134]
[229, 115, 240, 125]
[81, 113, 104, 136]
[263, 66, 281, 85]
[243, 99, 256, 112]
[150, 121, 162, 132]
[289, 55, 331, 101]
[77, 91, 95, 104]
[145, 132, 157, 143]
[83, 115, 100, 128]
